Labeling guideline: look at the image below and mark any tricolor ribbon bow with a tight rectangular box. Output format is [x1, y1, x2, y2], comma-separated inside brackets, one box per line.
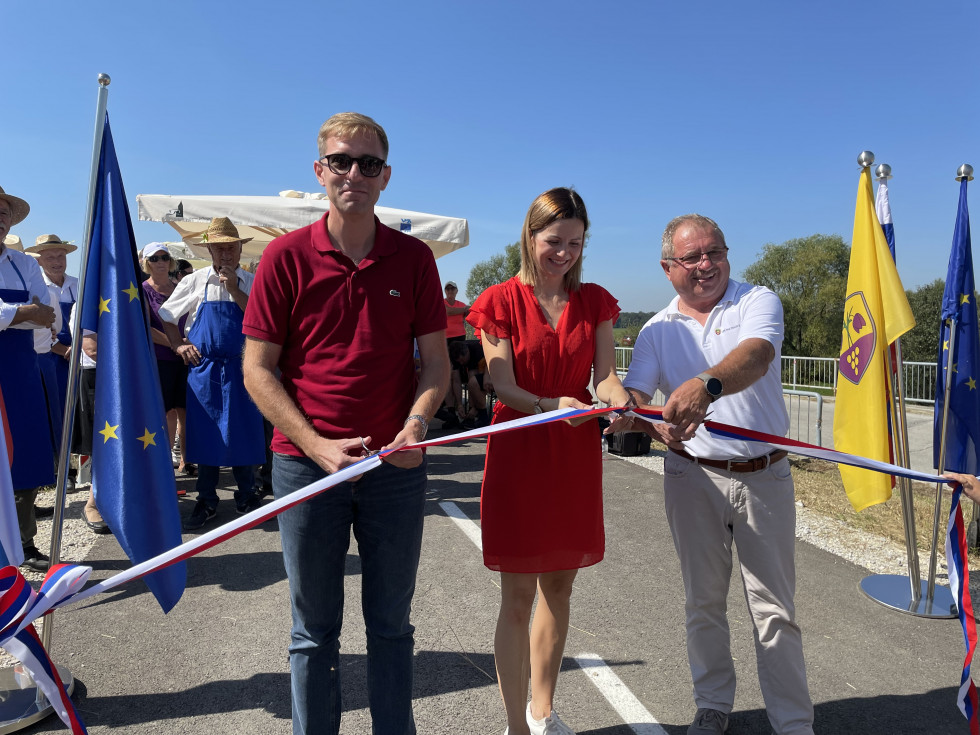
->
[0, 563, 92, 733]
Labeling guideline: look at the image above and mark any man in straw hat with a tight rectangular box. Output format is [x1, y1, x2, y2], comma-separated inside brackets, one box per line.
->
[242, 112, 449, 735]
[159, 217, 264, 530]
[0, 186, 58, 571]
[27, 235, 80, 493]
[2, 234, 23, 251]
[27, 235, 79, 403]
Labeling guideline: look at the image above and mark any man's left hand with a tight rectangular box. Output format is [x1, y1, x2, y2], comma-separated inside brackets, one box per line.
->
[380, 424, 425, 469]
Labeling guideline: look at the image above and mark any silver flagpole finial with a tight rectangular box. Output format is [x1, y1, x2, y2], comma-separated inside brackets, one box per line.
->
[857, 151, 875, 168]
[956, 164, 974, 182]
[875, 163, 892, 180]
[98, 73, 111, 86]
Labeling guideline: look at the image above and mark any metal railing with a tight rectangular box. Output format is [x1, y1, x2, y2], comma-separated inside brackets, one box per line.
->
[615, 347, 937, 406]
[784, 390, 823, 446]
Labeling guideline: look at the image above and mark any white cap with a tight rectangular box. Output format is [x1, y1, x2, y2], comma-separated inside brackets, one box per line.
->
[141, 242, 170, 259]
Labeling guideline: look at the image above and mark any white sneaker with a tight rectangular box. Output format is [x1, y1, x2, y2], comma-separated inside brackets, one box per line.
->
[527, 702, 576, 735]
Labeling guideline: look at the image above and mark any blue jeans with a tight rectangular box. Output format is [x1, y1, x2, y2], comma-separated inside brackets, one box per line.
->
[195, 464, 255, 508]
[273, 453, 427, 735]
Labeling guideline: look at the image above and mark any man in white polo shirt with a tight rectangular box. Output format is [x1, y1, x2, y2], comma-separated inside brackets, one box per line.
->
[624, 214, 813, 735]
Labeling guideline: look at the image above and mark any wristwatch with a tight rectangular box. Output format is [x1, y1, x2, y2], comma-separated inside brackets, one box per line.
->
[533, 397, 545, 414]
[696, 372, 723, 402]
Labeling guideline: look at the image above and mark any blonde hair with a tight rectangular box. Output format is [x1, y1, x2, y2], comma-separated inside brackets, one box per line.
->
[317, 112, 389, 159]
[518, 187, 588, 291]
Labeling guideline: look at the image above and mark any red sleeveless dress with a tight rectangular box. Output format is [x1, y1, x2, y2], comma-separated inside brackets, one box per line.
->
[467, 277, 620, 573]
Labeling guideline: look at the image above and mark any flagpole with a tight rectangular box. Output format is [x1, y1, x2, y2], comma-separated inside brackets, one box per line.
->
[931, 320, 958, 602]
[886, 337, 922, 594]
[876, 163, 923, 599]
[44, 73, 110, 647]
[928, 163, 976, 600]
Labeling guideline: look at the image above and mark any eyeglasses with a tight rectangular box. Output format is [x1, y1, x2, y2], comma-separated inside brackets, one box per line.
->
[666, 247, 729, 268]
[146, 253, 171, 263]
[178, 269, 193, 279]
[319, 153, 387, 178]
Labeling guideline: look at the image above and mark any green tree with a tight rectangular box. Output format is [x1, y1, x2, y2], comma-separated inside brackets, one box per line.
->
[900, 279, 972, 363]
[465, 242, 521, 303]
[615, 311, 656, 329]
[742, 234, 850, 357]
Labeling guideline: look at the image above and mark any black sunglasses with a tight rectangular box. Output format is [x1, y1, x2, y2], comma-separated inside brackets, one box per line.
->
[147, 253, 171, 263]
[319, 153, 387, 178]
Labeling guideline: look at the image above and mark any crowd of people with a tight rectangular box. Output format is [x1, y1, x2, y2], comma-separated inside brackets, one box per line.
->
[0, 189, 271, 573]
[3, 111, 975, 735]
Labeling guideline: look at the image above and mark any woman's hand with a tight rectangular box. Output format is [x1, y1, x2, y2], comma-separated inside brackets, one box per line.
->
[604, 412, 634, 435]
[557, 396, 595, 426]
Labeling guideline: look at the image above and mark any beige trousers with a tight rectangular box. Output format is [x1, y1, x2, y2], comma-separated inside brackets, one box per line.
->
[663, 452, 814, 735]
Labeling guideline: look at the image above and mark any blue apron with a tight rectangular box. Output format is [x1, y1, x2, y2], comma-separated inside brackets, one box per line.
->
[184, 286, 264, 467]
[51, 291, 75, 407]
[36, 350, 64, 452]
[0, 260, 55, 490]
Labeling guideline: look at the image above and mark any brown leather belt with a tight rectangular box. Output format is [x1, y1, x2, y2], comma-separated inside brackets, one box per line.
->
[669, 447, 788, 473]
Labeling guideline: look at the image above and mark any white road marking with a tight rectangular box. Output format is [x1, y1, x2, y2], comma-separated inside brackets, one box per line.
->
[575, 653, 668, 735]
[438, 504, 665, 735]
[438, 501, 483, 550]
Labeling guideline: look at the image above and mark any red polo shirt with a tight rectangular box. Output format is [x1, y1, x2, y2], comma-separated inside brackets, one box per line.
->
[243, 214, 447, 455]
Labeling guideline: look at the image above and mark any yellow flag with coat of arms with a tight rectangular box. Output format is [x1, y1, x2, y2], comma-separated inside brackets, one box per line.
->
[833, 167, 915, 512]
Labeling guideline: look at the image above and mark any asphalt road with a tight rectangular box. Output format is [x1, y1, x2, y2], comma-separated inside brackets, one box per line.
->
[15, 435, 972, 735]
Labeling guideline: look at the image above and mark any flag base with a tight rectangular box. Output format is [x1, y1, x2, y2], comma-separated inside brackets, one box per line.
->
[859, 574, 957, 618]
[0, 664, 74, 734]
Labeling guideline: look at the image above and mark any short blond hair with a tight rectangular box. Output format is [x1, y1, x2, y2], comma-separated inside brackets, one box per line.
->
[317, 112, 389, 159]
[518, 187, 588, 292]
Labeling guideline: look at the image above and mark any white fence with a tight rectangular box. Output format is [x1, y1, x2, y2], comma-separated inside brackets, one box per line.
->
[614, 348, 937, 406]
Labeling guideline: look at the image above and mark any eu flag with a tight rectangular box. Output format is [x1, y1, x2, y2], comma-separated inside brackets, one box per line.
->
[934, 178, 980, 475]
[80, 114, 186, 611]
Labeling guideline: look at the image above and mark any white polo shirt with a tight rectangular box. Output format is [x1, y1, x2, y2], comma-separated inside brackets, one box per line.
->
[158, 266, 253, 335]
[625, 279, 788, 460]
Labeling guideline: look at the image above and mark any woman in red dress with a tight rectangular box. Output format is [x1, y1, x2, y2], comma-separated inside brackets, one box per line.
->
[468, 188, 632, 735]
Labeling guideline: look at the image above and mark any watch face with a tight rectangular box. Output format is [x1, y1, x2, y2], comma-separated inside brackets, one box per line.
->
[706, 377, 723, 396]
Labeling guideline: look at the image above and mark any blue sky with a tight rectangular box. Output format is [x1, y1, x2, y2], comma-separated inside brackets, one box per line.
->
[4, 0, 977, 311]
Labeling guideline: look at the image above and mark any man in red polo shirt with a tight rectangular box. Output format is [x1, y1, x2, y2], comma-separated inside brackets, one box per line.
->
[242, 112, 449, 735]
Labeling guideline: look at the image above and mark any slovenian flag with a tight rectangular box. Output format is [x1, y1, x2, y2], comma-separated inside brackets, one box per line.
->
[875, 175, 896, 261]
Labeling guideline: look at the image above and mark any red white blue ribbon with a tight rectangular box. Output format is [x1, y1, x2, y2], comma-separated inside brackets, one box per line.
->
[2, 404, 975, 733]
[0, 563, 91, 733]
[946, 484, 980, 734]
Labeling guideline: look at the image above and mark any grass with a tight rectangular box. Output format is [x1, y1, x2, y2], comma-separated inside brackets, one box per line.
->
[648, 438, 980, 564]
